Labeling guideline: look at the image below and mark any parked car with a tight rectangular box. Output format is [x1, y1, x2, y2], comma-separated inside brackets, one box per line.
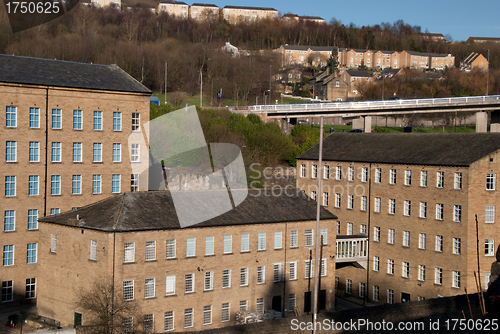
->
[349, 128, 364, 133]
[297, 120, 309, 125]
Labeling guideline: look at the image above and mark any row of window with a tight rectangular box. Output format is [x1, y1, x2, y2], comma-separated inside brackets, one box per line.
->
[4, 174, 139, 197]
[1, 278, 36, 303]
[5, 107, 140, 132]
[372, 228, 462, 253]
[5, 141, 139, 163]
[125, 297, 274, 332]
[122, 261, 327, 301]
[301, 164, 497, 191]
[3, 244, 38, 266]
[121, 229, 328, 263]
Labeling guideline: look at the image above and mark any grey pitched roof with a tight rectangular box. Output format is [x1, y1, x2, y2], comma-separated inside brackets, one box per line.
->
[298, 133, 500, 167]
[223, 5, 277, 11]
[346, 70, 371, 77]
[38, 189, 336, 232]
[191, 3, 218, 6]
[0, 54, 151, 94]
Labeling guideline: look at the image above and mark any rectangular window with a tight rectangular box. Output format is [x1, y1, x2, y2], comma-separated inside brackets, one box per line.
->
[486, 239, 495, 256]
[420, 171, 427, 187]
[361, 196, 367, 211]
[165, 276, 175, 295]
[388, 229, 395, 244]
[113, 112, 122, 131]
[348, 167, 354, 181]
[335, 193, 341, 208]
[112, 174, 121, 193]
[324, 165, 329, 179]
[436, 203, 443, 220]
[361, 167, 368, 182]
[6, 141, 16, 162]
[347, 195, 354, 209]
[73, 110, 82, 130]
[3, 245, 14, 266]
[6, 106, 17, 127]
[73, 143, 82, 162]
[28, 209, 38, 230]
[405, 170, 411, 186]
[359, 283, 366, 298]
[164, 311, 174, 331]
[166, 239, 176, 259]
[223, 235, 232, 254]
[205, 236, 214, 256]
[305, 229, 313, 246]
[389, 169, 396, 184]
[29, 142, 40, 162]
[146, 241, 156, 261]
[347, 223, 353, 235]
[185, 273, 194, 293]
[113, 143, 121, 162]
[436, 235, 443, 252]
[132, 113, 140, 131]
[360, 224, 367, 234]
[52, 109, 62, 129]
[145, 278, 155, 298]
[51, 142, 61, 162]
[239, 300, 247, 311]
[130, 174, 139, 192]
[72, 175, 82, 195]
[336, 166, 342, 180]
[374, 197, 381, 213]
[389, 199, 395, 214]
[274, 263, 282, 282]
[373, 256, 379, 271]
[300, 164, 305, 178]
[321, 228, 327, 245]
[453, 271, 461, 288]
[222, 269, 231, 288]
[2, 281, 13, 302]
[288, 294, 296, 310]
[311, 191, 316, 201]
[312, 165, 317, 179]
[51, 175, 61, 195]
[186, 238, 196, 257]
[143, 314, 154, 334]
[203, 305, 212, 325]
[454, 172, 462, 189]
[375, 168, 381, 183]
[374, 227, 380, 242]
[346, 279, 352, 294]
[184, 308, 193, 328]
[92, 175, 102, 194]
[28, 175, 38, 196]
[93, 111, 102, 130]
[93, 143, 102, 162]
[403, 200, 411, 216]
[258, 232, 266, 250]
[402, 261, 409, 278]
[131, 143, 140, 162]
[387, 259, 394, 274]
[50, 234, 57, 253]
[403, 231, 410, 247]
[123, 280, 134, 300]
[289, 261, 297, 280]
[4, 211, 15, 231]
[256, 298, 264, 314]
[486, 206, 495, 223]
[257, 266, 265, 284]
[487, 173, 496, 190]
[305, 261, 313, 278]
[29, 107, 40, 128]
[322, 192, 329, 206]
[437, 171, 444, 188]
[373, 286, 379, 301]
[241, 234, 249, 252]
[419, 233, 426, 249]
[240, 267, 248, 286]
[124, 242, 135, 262]
[453, 237, 461, 255]
[26, 243, 37, 264]
[454, 205, 462, 222]
[387, 289, 394, 304]
[417, 265, 426, 281]
[89, 240, 98, 261]
[204, 271, 213, 291]
[420, 202, 427, 218]
[26, 278, 36, 299]
[290, 230, 298, 248]
[336, 221, 340, 235]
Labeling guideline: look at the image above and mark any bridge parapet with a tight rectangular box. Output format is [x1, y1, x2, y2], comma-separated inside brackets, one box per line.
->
[336, 235, 368, 269]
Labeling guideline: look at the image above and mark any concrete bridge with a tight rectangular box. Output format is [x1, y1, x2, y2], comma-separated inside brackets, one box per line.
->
[336, 235, 368, 269]
[243, 95, 500, 132]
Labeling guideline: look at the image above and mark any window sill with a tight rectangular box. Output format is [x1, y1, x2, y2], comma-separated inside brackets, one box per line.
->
[185, 256, 197, 259]
[27, 229, 38, 232]
[145, 259, 158, 262]
[257, 249, 266, 252]
[184, 291, 195, 294]
[5, 161, 17, 164]
[3, 230, 16, 233]
[203, 290, 213, 293]
[144, 296, 156, 300]
[88, 259, 97, 263]
[223, 253, 233, 255]
[165, 294, 176, 297]
[166, 257, 177, 260]
[73, 162, 83, 164]
[240, 251, 250, 254]
[123, 261, 136, 265]
[205, 254, 215, 257]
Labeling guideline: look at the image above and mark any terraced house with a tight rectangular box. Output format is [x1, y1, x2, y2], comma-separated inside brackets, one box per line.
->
[297, 133, 500, 305]
[37, 190, 337, 331]
[0, 54, 150, 307]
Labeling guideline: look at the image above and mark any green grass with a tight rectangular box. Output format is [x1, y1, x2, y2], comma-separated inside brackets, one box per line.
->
[373, 125, 478, 133]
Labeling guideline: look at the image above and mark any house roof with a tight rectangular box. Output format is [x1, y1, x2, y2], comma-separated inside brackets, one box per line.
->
[159, 0, 188, 4]
[298, 133, 500, 166]
[345, 70, 371, 77]
[223, 5, 277, 11]
[38, 189, 336, 232]
[280, 45, 333, 52]
[0, 54, 151, 94]
[191, 3, 218, 7]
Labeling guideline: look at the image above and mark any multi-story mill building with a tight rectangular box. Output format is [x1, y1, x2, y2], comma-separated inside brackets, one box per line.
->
[297, 133, 500, 305]
[0, 54, 150, 307]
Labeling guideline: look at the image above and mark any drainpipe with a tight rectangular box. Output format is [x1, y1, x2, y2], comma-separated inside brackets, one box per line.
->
[43, 88, 49, 216]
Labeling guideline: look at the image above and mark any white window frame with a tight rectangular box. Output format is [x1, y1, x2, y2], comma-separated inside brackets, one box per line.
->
[222, 269, 231, 288]
[404, 200, 411, 216]
[258, 232, 266, 250]
[404, 170, 411, 186]
[375, 168, 381, 183]
[145, 278, 155, 298]
[204, 271, 214, 291]
[453, 237, 461, 255]
[241, 234, 249, 252]
[90, 240, 97, 261]
[240, 267, 249, 286]
[420, 202, 427, 218]
[419, 233, 426, 250]
[389, 169, 396, 184]
[290, 230, 298, 248]
[146, 241, 156, 261]
[274, 231, 282, 249]
[373, 256, 379, 271]
[388, 229, 395, 244]
[420, 171, 428, 187]
[124, 242, 135, 263]
[323, 165, 329, 179]
[486, 239, 495, 256]
[436, 235, 443, 252]
[223, 235, 232, 254]
[166, 239, 176, 259]
[185, 273, 195, 293]
[437, 171, 444, 188]
[348, 166, 354, 181]
[374, 197, 381, 213]
[389, 199, 395, 214]
[436, 203, 443, 220]
[454, 172, 462, 189]
[487, 173, 496, 190]
[486, 206, 495, 223]
[336, 166, 342, 180]
[186, 238, 196, 257]
[347, 195, 354, 209]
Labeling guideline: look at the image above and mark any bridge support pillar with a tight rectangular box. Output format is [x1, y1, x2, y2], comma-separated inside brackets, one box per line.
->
[364, 116, 372, 133]
[476, 112, 488, 133]
[491, 111, 500, 133]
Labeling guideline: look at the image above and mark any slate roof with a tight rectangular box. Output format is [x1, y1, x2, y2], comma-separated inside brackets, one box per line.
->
[0, 54, 151, 94]
[191, 3, 218, 7]
[345, 70, 371, 77]
[223, 5, 277, 11]
[298, 133, 500, 167]
[38, 189, 336, 232]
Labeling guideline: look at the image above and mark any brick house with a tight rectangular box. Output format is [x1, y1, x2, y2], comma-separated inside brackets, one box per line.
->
[342, 70, 372, 97]
[460, 52, 489, 72]
[158, 0, 189, 18]
[37, 189, 337, 331]
[273, 45, 334, 68]
[297, 133, 500, 305]
[0, 54, 150, 307]
[189, 3, 219, 21]
[222, 5, 278, 24]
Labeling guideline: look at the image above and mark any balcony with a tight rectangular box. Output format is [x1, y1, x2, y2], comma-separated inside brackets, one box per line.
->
[336, 235, 368, 269]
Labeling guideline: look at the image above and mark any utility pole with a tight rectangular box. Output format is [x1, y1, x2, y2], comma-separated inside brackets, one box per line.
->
[487, 49, 490, 96]
[164, 60, 167, 105]
[269, 65, 272, 103]
[200, 71, 203, 109]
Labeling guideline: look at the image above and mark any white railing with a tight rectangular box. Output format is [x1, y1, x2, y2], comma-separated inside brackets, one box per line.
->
[247, 95, 500, 113]
[336, 236, 368, 262]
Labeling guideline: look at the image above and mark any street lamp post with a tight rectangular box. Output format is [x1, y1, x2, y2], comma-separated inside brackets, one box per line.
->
[164, 60, 167, 105]
[200, 70, 203, 108]
[487, 49, 490, 96]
